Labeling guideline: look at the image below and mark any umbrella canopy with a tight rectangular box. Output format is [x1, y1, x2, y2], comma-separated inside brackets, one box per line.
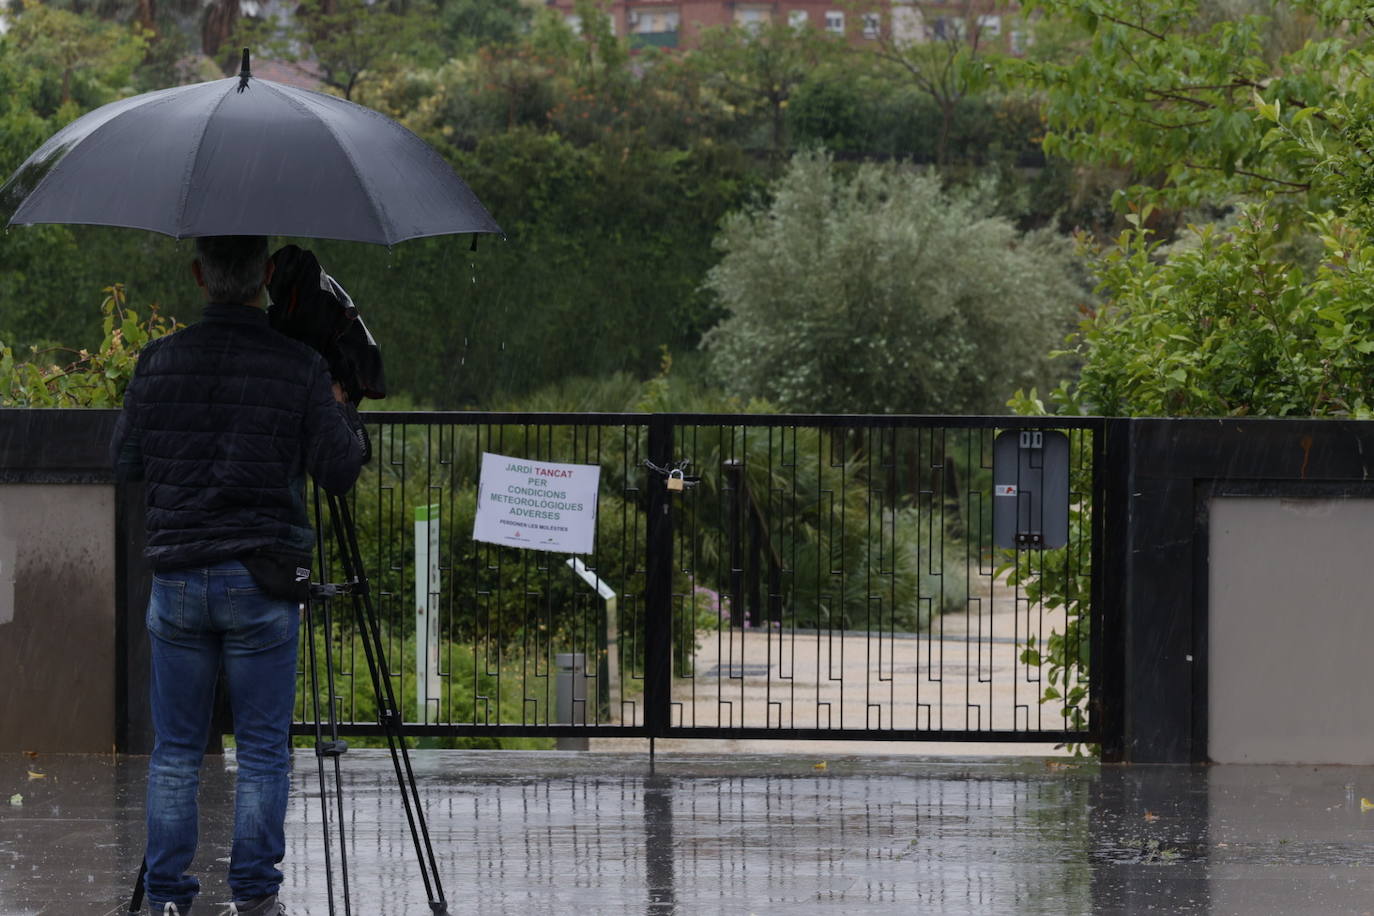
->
[0, 51, 500, 245]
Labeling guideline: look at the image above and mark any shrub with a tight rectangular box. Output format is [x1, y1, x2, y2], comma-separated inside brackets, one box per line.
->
[703, 150, 1089, 414]
[0, 284, 179, 407]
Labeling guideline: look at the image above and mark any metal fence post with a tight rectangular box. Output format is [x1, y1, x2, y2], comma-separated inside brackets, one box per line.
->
[645, 415, 674, 737]
[1094, 418, 1129, 762]
[723, 459, 745, 628]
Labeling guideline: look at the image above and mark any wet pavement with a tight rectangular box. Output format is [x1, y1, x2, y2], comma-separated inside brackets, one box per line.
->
[2, 750, 1374, 915]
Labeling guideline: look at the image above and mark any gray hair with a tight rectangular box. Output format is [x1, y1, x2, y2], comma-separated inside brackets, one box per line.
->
[194, 235, 270, 304]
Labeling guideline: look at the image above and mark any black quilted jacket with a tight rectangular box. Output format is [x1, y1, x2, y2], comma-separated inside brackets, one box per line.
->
[111, 302, 363, 571]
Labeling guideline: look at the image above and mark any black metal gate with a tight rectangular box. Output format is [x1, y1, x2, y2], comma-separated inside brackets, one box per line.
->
[294, 412, 1104, 746]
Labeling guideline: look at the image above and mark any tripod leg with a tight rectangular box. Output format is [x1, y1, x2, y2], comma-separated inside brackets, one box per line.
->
[127, 857, 146, 913]
[328, 492, 450, 915]
[308, 485, 360, 916]
[318, 591, 355, 916]
[302, 590, 351, 916]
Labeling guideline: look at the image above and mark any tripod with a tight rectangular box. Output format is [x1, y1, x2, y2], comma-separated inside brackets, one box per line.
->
[128, 488, 449, 915]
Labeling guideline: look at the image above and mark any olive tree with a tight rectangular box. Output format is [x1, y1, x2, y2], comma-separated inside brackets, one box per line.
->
[702, 151, 1088, 414]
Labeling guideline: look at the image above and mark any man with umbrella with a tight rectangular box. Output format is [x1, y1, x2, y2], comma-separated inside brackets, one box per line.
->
[2, 49, 499, 915]
[112, 234, 364, 915]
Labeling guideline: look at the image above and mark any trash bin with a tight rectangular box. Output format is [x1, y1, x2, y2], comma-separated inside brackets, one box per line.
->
[555, 652, 588, 750]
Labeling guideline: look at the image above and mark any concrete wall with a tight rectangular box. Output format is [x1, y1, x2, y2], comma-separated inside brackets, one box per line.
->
[1103, 418, 1374, 763]
[0, 483, 117, 752]
[1208, 497, 1374, 765]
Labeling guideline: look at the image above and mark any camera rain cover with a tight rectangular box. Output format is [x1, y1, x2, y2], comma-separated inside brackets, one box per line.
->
[267, 244, 386, 402]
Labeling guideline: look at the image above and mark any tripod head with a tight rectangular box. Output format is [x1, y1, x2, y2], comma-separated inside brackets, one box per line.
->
[266, 244, 386, 405]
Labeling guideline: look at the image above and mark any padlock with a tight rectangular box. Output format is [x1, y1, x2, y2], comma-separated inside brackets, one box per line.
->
[666, 469, 686, 492]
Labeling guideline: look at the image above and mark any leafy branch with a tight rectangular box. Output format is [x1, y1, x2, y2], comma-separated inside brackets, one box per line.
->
[0, 285, 180, 408]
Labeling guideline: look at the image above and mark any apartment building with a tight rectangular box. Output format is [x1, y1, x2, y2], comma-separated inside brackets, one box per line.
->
[547, 0, 1025, 53]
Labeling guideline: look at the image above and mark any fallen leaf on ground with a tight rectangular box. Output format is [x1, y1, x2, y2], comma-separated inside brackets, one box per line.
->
[1361, 797, 1374, 812]
[1143, 811, 1159, 822]
[26, 771, 45, 780]
[22, 751, 37, 760]
[8, 794, 21, 806]
[813, 761, 828, 771]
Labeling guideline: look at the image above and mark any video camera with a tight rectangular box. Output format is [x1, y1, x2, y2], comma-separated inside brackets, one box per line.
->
[267, 244, 384, 462]
[267, 244, 385, 403]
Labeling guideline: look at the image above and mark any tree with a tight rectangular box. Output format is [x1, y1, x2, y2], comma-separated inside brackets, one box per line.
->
[869, 0, 996, 167]
[301, 0, 437, 100]
[537, 0, 629, 97]
[27, 0, 214, 88]
[0, 7, 177, 356]
[1008, 0, 1361, 218]
[703, 151, 1088, 414]
[6, 0, 145, 113]
[231, 0, 441, 100]
[372, 2, 720, 150]
[1004, 0, 1374, 414]
[434, 0, 531, 56]
[200, 0, 239, 60]
[692, 22, 834, 160]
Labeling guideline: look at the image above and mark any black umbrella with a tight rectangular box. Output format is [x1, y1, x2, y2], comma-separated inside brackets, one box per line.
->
[0, 50, 500, 245]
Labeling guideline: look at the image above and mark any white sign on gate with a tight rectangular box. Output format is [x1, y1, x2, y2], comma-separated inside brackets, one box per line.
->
[472, 452, 601, 554]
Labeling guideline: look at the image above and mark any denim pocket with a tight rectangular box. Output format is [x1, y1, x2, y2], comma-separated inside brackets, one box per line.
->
[228, 585, 297, 650]
[147, 576, 191, 641]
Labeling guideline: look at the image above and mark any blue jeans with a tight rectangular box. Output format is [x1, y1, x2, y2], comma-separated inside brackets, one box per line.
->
[144, 560, 300, 910]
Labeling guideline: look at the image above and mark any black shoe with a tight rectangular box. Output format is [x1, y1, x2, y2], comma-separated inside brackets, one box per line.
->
[226, 895, 285, 915]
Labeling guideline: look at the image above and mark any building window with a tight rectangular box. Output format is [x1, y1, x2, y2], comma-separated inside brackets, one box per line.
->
[977, 14, 1001, 38]
[565, 12, 615, 35]
[891, 6, 923, 44]
[788, 9, 808, 29]
[1010, 28, 1027, 54]
[825, 11, 844, 33]
[629, 7, 680, 33]
[863, 12, 880, 38]
[932, 16, 965, 41]
[735, 5, 771, 32]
